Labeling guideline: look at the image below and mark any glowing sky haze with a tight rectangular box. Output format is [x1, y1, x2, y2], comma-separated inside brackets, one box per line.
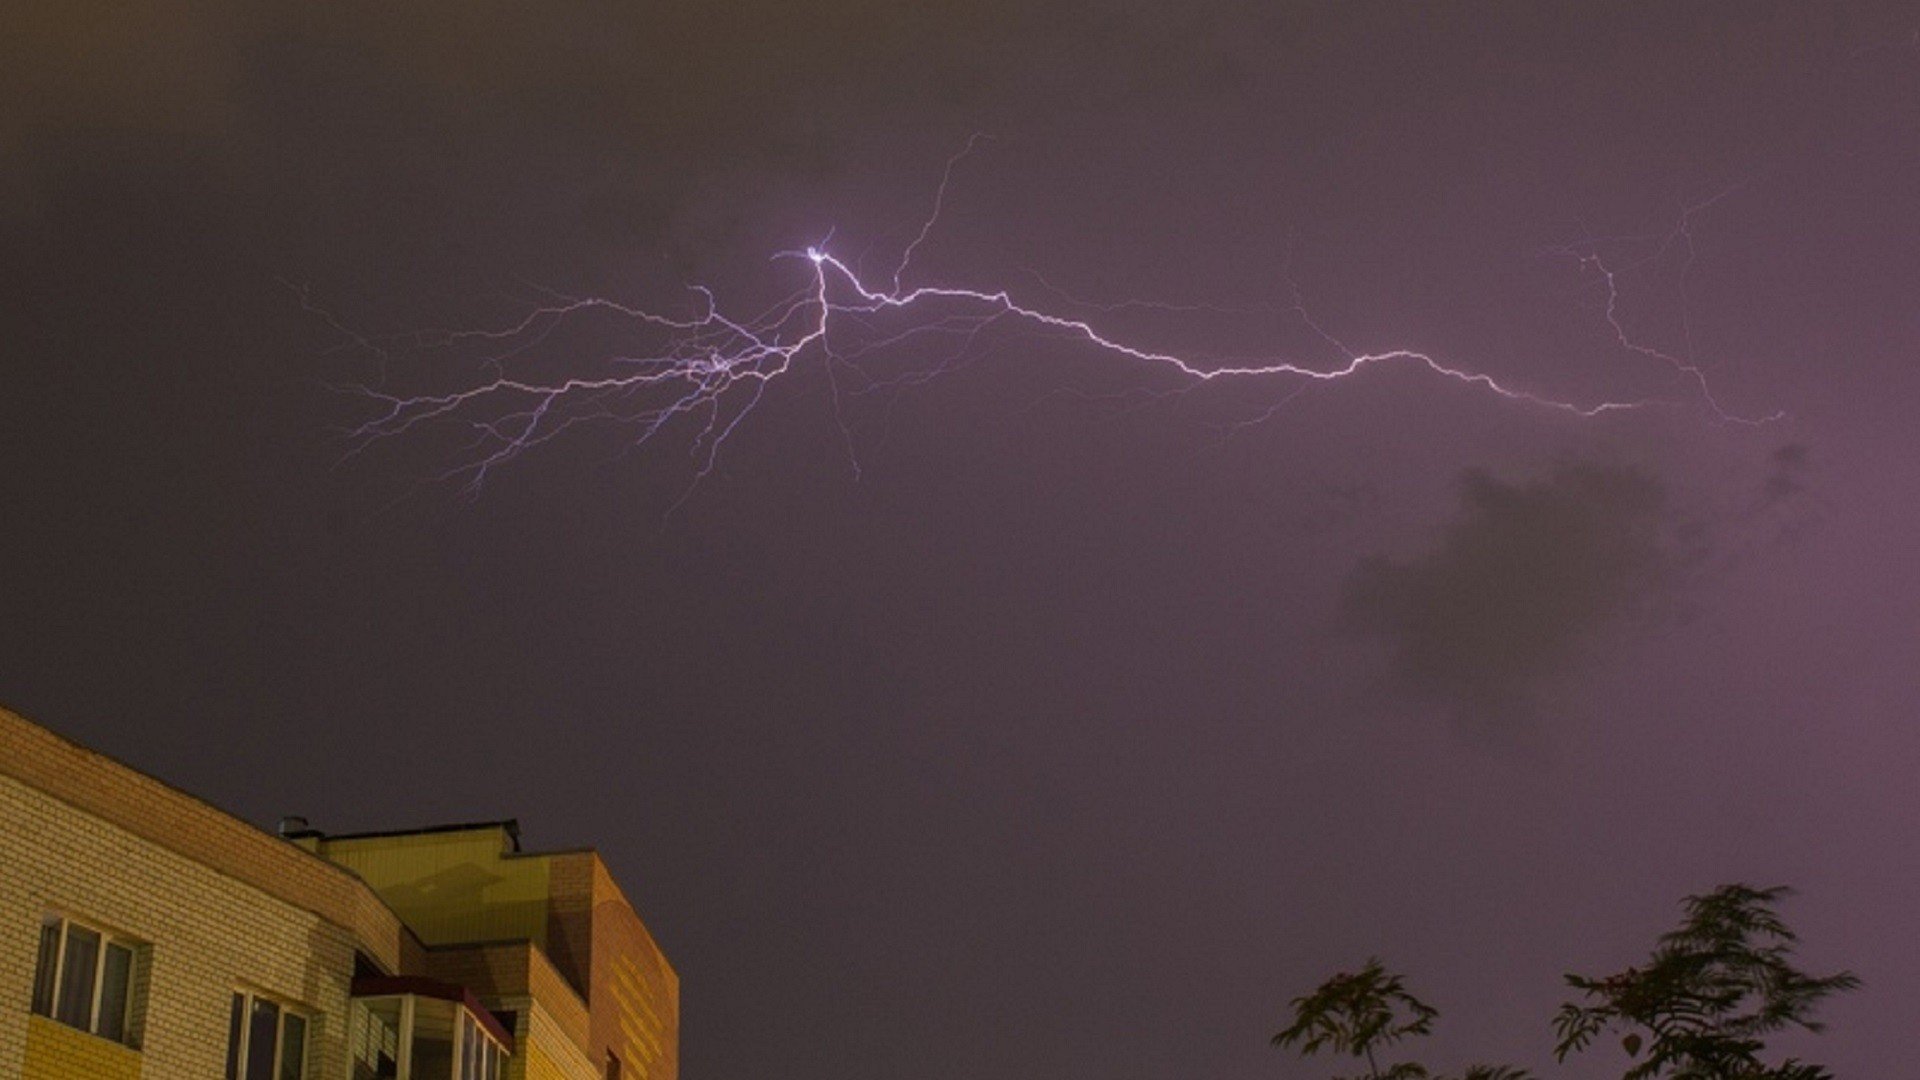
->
[330, 140, 1777, 497]
[4, 4, 1918, 1078]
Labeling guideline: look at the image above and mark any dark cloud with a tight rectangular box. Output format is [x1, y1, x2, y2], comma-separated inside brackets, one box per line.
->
[0, 1, 1262, 234]
[1763, 442, 1811, 505]
[1343, 464, 1678, 732]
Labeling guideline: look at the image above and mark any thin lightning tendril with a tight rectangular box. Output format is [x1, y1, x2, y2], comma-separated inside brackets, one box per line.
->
[325, 141, 1780, 496]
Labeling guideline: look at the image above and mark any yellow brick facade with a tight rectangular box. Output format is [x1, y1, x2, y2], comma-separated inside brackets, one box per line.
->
[0, 771, 360, 1078]
[0, 704, 678, 1080]
[312, 830, 680, 1080]
[520, 1002, 599, 1080]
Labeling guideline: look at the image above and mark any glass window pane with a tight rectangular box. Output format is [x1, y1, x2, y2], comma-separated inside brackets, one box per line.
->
[96, 943, 133, 1042]
[54, 925, 99, 1029]
[246, 997, 281, 1080]
[279, 1013, 307, 1080]
[228, 994, 247, 1080]
[31, 919, 60, 1016]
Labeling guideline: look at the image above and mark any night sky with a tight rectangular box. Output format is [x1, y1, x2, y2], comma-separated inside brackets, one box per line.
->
[5, 3, 1917, 1077]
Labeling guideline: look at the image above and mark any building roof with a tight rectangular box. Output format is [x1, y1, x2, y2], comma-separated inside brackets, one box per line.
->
[287, 818, 524, 852]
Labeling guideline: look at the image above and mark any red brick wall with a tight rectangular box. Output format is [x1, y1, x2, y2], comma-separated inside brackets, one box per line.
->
[540, 851, 679, 1080]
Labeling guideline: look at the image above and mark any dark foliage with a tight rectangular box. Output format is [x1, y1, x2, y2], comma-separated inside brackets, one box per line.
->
[1274, 885, 1855, 1080]
[1553, 884, 1859, 1079]
[1273, 958, 1530, 1080]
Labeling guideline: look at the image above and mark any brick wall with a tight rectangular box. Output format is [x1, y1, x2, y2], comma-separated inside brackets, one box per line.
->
[421, 940, 597, 1074]
[0, 773, 359, 1078]
[0, 706, 675, 1080]
[544, 853, 597, 1000]
[521, 996, 599, 1080]
[588, 858, 679, 1080]
[0, 707, 419, 975]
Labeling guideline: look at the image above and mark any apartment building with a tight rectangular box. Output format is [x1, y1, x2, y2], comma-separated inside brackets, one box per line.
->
[0, 704, 678, 1080]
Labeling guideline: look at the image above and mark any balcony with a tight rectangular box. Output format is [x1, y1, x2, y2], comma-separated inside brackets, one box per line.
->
[350, 977, 512, 1080]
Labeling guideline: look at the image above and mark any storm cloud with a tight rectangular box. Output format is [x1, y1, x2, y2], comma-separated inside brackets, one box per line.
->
[1344, 464, 1678, 731]
[7, 4, 1916, 1077]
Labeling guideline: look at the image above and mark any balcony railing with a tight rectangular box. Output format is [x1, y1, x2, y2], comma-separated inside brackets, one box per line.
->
[350, 977, 512, 1080]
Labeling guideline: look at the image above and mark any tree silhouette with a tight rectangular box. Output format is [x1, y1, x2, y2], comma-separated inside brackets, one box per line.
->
[1272, 958, 1530, 1080]
[1273, 885, 1855, 1080]
[1553, 884, 1858, 1079]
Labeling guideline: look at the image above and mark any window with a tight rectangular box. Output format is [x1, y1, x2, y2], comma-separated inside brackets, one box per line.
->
[30, 915, 140, 1046]
[225, 990, 310, 1080]
[350, 996, 401, 1080]
[352, 994, 506, 1080]
[455, 1006, 504, 1080]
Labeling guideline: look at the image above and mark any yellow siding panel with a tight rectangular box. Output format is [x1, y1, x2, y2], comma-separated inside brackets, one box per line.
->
[22, 1014, 143, 1080]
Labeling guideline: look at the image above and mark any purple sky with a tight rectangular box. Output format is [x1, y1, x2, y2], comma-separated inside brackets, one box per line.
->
[4, 3, 1917, 1077]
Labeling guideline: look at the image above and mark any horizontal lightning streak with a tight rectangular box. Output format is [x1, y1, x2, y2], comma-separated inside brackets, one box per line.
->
[329, 149, 1778, 496]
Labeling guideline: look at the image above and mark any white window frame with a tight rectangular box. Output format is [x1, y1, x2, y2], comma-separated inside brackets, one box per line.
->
[228, 988, 313, 1080]
[457, 1007, 508, 1080]
[354, 993, 509, 1080]
[32, 913, 141, 1046]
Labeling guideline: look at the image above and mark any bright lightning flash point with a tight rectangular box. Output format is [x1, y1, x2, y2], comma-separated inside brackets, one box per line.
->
[324, 145, 1778, 496]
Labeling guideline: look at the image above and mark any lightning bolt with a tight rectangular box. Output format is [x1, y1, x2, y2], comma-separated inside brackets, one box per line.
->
[1542, 179, 1786, 431]
[324, 140, 1778, 497]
